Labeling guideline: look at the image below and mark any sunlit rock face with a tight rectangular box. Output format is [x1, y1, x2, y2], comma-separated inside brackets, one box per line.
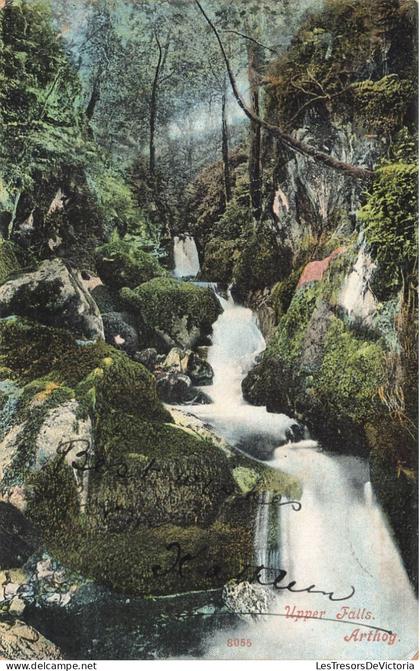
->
[338, 246, 377, 326]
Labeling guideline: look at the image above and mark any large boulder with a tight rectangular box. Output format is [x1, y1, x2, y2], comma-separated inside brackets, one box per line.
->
[0, 259, 104, 340]
[121, 277, 221, 351]
[95, 240, 165, 290]
[0, 396, 93, 512]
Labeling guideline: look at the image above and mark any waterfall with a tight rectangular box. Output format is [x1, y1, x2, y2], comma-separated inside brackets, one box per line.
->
[197, 293, 418, 660]
[190, 291, 296, 447]
[173, 235, 200, 278]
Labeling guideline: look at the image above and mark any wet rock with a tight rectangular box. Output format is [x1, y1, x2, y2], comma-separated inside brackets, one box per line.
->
[284, 422, 306, 444]
[156, 371, 211, 404]
[0, 503, 39, 569]
[134, 347, 158, 371]
[163, 347, 183, 370]
[102, 311, 139, 355]
[184, 351, 214, 386]
[0, 259, 104, 340]
[162, 348, 214, 385]
[166, 406, 232, 457]
[156, 371, 192, 404]
[247, 289, 277, 340]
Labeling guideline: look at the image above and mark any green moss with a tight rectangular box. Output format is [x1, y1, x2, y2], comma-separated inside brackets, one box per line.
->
[0, 241, 20, 285]
[269, 268, 303, 323]
[268, 282, 323, 365]
[90, 285, 124, 314]
[121, 277, 221, 343]
[26, 413, 249, 595]
[233, 227, 292, 298]
[353, 76, 416, 134]
[0, 317, 109, 385]
[201, 238, 240, 285]
[1, 382, 75, 490]
[96, 412, 218, 460]
[51, 522, 253, 595]
[213, 198, 252, 241]
[76, 355, 171, 423]
[358, 156, 417, 298]
[255, 466, 302, 501]
[0, 317, 170, 422]
[26, 459, 80, 541]
[314, 317, 386, 424]
[95, 239, 165, 290]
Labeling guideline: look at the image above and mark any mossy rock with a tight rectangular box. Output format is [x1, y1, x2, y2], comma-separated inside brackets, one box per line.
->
[88, 412, 236, 528]
[232, 228, 293, 300]
[201, 238, 240, 285]
[314, 317, 386, 425]
[90, 285, 124, 314]
[0, 317, 169, 422]
[77, 354, 170, 422]
[0, 241, 20, 286]
[57, 521, 253, 595]
[95, 240, 165, 290]
[0, 380, 76, 491]
[243, 276, 387, 452]
[0, 317, 111, 386]
[26, 455, 250, 595]
[121, 277, 221, 350]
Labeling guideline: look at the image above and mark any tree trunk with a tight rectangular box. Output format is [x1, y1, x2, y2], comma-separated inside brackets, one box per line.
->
[221, 85, 231, 204]
[149, 35, 163, 177]
[247, 42, 263, 221]
[86, 73, 101, 122]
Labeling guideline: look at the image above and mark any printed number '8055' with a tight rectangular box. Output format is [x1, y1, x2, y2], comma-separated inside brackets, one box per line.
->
[226, 639, 252, 647]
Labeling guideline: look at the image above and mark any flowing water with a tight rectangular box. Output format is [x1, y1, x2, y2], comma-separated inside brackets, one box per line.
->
[24, 286, 418, 660]
[173, 235, 200, 278]
[189, 291, 418, 659]
[190, 293, 299, 452]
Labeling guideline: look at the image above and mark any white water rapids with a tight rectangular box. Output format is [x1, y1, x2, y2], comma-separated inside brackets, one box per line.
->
[173, 235, 200, 278]
[188, 291, 418, 659]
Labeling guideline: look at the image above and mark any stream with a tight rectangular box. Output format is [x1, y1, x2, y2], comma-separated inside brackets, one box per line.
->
[190, 285, 418, 660]
[23, 240, 418, 659]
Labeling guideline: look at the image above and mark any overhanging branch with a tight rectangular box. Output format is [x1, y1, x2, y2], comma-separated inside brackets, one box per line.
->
[194, 0, 374, 181]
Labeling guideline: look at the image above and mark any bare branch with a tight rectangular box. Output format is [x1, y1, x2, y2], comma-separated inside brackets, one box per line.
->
[223, 29, 278, 55]
[194, 0, 374, 180]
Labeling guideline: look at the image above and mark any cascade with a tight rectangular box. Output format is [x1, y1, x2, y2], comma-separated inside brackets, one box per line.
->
[173, 235, 200, 278]
[192, 292, 418, 659]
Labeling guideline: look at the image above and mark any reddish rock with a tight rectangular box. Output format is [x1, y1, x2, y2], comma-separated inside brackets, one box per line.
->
[297, 247, 346, 288]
